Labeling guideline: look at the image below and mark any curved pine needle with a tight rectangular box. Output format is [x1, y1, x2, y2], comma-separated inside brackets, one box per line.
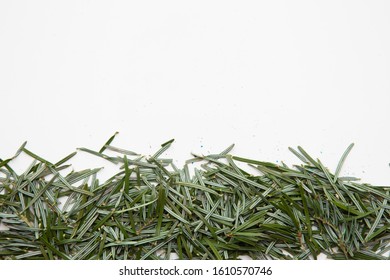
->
[334, 143, 354, 183]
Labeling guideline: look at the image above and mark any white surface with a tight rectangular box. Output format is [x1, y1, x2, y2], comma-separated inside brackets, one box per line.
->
[1, 1, 390, 185]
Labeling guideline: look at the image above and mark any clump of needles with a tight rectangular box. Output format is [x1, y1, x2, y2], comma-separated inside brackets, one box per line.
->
[1, 134, 389, 260]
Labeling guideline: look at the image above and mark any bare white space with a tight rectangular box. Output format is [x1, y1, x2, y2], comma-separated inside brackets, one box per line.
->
[0, 1, 389, 184]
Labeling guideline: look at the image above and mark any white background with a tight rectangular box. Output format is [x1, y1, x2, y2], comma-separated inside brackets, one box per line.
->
[0, 0, 390, 275]
[1, 1, 390, 184]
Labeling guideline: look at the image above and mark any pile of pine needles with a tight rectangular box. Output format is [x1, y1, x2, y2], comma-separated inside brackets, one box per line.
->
[1, 134, 389, 260]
